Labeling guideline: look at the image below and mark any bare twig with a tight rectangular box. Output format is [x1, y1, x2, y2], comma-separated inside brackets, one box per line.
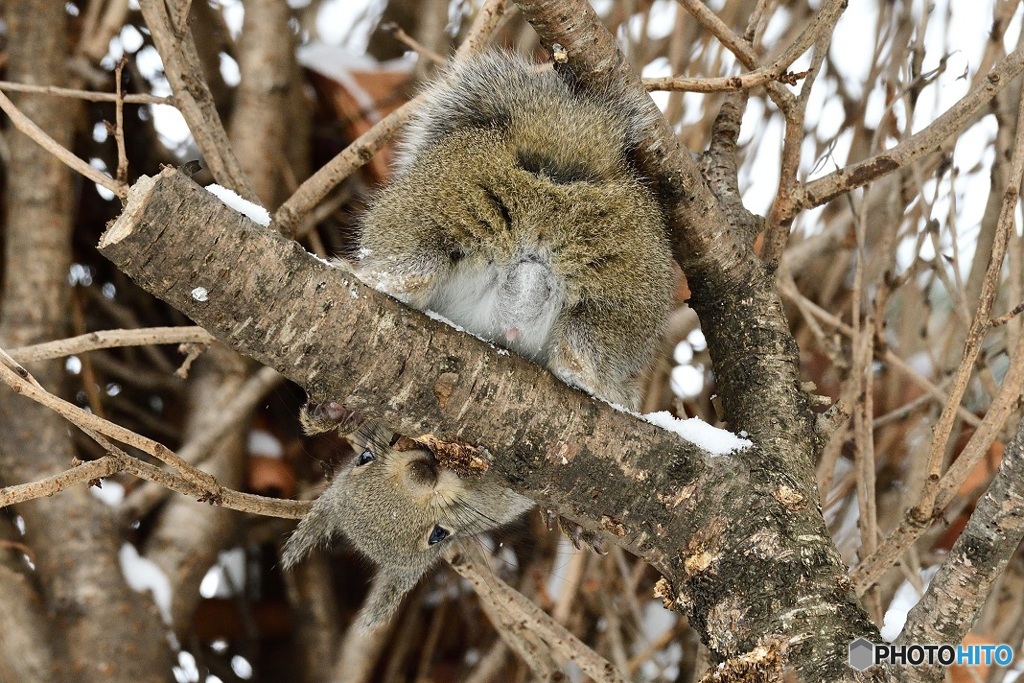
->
[652, 0, 844, 105]
[113, 57, 128, 187]
[642, 68, 809, 93]
[7, 326, 215, 363]
[444, 542, 629, 683]
[795, 43, 1024, 212]
[852, 324, 1024, 593]
[0, 353, 307, 518]
[912, 79, 1024, 521]
[120, 365, 286, 521]
[779, 280, 984, 429]
[672, 0, 795, 110]
[383, 22, 447, 65]
[0, 433, 306, 519]
[0, 348, 222, 495]
[273, 97, 420, 237]
[895, 415, 1024, 682]
[0, 456, 119, 507]
[0, 80, 171, 104]
[992, 301, 1024, 328]
[762, 30, 832, 261]
[0, 88, 124, 197]
[138, 0, 259, 201]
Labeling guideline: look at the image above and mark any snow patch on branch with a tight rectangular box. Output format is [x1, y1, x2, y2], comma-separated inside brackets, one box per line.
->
[643, 411, 752, 456]
[205, 184, 271, 227]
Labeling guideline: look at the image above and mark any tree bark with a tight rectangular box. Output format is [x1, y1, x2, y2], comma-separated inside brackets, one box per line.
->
[0, 0, 175, 680]
[100, 168, 883, 680]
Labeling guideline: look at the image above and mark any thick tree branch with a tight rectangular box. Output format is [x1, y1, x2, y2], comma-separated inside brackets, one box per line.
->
[504, 1, 884, 677]
[100, 168, 881, 680]
[101, 168, 713, 568]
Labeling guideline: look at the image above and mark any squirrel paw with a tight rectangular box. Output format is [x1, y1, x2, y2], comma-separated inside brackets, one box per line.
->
[299, 401, 361, 436]
[545, 509, 608, 555]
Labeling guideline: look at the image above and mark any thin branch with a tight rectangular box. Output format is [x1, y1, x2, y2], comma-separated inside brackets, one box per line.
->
[273, 97, 420, 237]
[779, 280, 983, 429]
[443, 543, 629, 683]
[672, 0, 794, 111]
[0, 88, 124, 197]
[383, 22, 447, 65]
[7, 326, 215, 363]
[0, 354, 307, 518]
[674, 0, 760, 70]
[114, 57, 128, 187]
[912, 77, 1024, 520]
[138, 0, 259, 202]
[642, 67, 808, 93]
[83, 428, 306, 519]
[120, 365, 286, 521]
[0, 348, 221, 494]
[895, 415, 1024, 682]
[992, 301, 1024, 328]
[0, 456, 120, 507]
[0, 80, 172, 104]
[762, 30, 832, 261]
[653, 0, 844, 104]
[851, 323, 1024, 593]
[795, 42, 1024, 212]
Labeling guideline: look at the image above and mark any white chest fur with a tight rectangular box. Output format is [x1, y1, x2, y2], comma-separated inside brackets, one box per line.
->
[427, 256, 566, 362]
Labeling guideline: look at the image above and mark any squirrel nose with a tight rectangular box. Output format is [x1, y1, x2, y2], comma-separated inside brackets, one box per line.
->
[407, 451, 440, 485]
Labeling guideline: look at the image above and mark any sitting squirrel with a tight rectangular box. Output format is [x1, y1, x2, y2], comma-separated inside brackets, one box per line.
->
[284, 52, 673, 626]
[358, 51, 673, 410]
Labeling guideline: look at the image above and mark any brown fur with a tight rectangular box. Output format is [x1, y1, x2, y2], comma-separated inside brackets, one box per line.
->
[282, 417, 533, 628]
[359, 52, 673, 409]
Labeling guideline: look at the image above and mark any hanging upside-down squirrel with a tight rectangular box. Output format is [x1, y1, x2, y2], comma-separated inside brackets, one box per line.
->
[283, 51, 673, 627]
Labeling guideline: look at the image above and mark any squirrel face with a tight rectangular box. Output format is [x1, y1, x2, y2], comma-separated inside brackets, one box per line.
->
[282, 419, 534, 628]
[358, 52, 674, 409]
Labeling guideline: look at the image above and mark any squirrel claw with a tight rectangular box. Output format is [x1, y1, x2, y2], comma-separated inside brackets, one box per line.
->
[543, 508, 558, 531]
[299, 401, 361, 436]
[552, 513, 607, 555]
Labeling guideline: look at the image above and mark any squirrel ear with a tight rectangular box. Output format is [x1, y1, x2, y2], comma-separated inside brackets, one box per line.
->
[354, 569, 423, 631]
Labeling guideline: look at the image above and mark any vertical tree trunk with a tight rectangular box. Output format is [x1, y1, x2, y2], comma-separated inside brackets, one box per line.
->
[0, 0, 175, 680]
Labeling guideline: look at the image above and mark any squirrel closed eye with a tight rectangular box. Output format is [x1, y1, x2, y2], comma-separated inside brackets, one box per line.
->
[282, 417, 534, 629]
[358, 50, 674, 410]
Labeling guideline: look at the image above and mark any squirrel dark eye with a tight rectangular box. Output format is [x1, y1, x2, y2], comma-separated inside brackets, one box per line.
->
[355, 449, 374, 466]
[428, 525, 450, 545]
